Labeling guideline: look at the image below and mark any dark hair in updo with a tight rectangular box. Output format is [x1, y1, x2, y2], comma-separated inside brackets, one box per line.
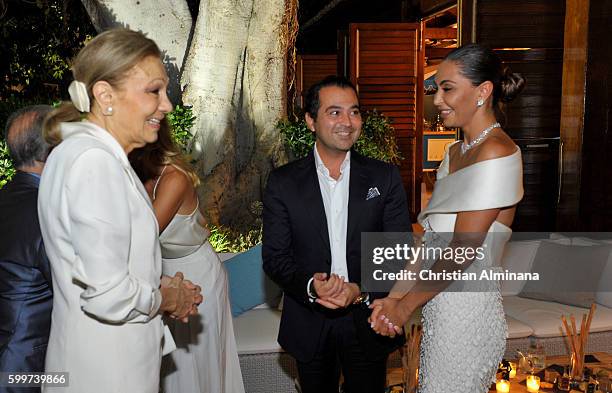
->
[445, 43, 525, 106]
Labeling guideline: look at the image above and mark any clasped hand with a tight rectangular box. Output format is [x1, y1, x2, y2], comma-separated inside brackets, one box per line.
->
[160, 272, 203, 322]
[312, 272, 360, 309]
[368, 295, 412, 338]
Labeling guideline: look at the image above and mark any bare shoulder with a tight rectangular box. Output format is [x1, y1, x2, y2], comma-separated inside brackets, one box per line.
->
[158, 165, 191, 192]
[476, 130, 517, 162]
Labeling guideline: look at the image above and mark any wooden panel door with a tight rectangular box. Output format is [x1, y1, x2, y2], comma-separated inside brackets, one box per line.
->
[296, 54, 338, 108]
[349, 23, 424, 221]
[576, 0, 612, 231]
[459, 0, 565, 231]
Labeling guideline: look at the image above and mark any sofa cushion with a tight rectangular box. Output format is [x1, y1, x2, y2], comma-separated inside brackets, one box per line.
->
[577, 238, 612, 308]
[518, 240, 610, 308]
[531, 235, 612, 308]
[503, 295, 612, 338]
[505, 315, 534, 339]
[223, 245, 283, 316]
[233, 308, 283, 355]
[500, 240, 541, 296]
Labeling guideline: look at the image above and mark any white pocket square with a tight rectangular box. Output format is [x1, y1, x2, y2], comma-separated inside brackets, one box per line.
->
[366, 187, 380, 201]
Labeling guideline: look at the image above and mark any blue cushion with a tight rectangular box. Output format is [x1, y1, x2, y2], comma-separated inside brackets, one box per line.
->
[224, 244, 282, 317]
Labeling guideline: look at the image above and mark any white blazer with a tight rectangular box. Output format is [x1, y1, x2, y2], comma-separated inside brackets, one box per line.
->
[38, 121, 165, 393]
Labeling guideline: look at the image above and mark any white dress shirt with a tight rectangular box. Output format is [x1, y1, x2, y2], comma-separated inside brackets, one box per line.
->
[314, 144, 351, 279]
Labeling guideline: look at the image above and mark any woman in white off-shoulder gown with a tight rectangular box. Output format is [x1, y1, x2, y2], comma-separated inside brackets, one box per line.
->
[130, 122, 245, 393]
[370, 43, 525, 392]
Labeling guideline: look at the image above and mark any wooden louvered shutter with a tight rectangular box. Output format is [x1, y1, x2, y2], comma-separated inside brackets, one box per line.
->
[296, 54, 338, 108]
[349, 23, 424, 220]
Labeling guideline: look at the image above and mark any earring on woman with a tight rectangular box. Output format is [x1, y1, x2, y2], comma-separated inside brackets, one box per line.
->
[477, 98, 484, 107]
[105, 106, 114, 116]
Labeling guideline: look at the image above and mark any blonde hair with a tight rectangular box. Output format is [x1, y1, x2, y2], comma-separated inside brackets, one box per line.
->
[129, 119, 200, 188]
[43, 28, 162, 145]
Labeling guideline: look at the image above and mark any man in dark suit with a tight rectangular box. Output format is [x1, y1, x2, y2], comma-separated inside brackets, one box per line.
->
[263, 76, 412, 393]
[0, 105, 53, 391]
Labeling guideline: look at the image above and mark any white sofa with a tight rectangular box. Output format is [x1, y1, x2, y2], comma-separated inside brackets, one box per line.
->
[225, 236, 612, 393]
[500, 236, 612, 359]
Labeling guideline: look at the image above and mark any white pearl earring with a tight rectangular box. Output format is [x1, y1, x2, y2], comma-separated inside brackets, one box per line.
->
[477, 98, 484, 107]
[105, 106, 113, 116]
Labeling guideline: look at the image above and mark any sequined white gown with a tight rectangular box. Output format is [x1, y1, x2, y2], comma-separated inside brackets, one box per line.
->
[416, 142, 523, 393]
[156, 177, 245, 393]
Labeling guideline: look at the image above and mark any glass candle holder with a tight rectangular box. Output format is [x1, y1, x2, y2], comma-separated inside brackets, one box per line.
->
[526, 375, 540, 392]
[496, 379, 510, 393]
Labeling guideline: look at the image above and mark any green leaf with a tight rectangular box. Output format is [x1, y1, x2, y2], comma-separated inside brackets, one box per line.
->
[0, 139, 16, 189]
[167, 104, 197, 154]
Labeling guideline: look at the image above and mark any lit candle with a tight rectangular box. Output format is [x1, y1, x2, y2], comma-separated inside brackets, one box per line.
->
[509, 362, 517, 379]
[496, 379, 510, 393]
[526, 375, 540, 392]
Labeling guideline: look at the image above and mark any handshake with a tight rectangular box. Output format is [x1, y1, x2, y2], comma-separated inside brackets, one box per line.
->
[159, 272, 204, 322]
[310, 272, 363, 309]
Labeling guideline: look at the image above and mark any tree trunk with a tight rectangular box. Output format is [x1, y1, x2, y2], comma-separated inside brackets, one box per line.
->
[81, 0, 291, 227]
[182, 0, 290, 226]
[80, 0, 193, 102]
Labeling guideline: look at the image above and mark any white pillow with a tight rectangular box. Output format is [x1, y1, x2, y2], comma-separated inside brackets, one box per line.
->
[500, 240, 541, 296]
[550, 235, 612, 308]
[588, 238, 612, 308]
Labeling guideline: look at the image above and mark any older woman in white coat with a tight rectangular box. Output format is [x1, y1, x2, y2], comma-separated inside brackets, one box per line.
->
[38, 29, 202, 393]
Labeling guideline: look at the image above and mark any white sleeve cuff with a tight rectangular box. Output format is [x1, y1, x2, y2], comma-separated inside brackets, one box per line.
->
[149, 288, 162, 318]
[307, 277, 316, 303]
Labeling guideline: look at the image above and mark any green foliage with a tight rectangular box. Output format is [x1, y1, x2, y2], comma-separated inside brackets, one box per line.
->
[275, 117, 315, 159]
[0, 139, 15, 188]
[1, 0, 95, 101]
[354, 110, 402, 164]
[0, 0, 95, 189]
[208, 225, 262, 253]
[167, 104, 196, 153]
[275, 110, 402, 164]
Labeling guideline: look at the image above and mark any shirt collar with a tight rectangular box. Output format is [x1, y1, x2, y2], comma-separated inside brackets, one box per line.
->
[314, 144, 351, 178]
[25, 172, 41, 180]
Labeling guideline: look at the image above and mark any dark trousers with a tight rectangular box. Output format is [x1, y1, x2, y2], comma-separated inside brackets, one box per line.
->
[296, 312, 387, 393]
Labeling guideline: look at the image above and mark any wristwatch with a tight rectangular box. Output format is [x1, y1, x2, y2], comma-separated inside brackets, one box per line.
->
[353, 292, 370, 306]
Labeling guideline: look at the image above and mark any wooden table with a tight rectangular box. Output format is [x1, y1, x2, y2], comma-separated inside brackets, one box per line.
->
[386, 353, 612, 392]
[488, 352, 612, 392]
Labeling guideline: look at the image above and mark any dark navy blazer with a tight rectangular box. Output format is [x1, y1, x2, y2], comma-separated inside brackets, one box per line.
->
[0, 171, 52, 391]
[262, 151, 411, 363]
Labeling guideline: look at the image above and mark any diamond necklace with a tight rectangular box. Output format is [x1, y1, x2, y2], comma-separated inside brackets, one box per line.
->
[460, 122, 500, 155]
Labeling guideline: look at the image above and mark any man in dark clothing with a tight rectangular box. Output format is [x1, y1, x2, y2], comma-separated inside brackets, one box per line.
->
[0, 105, 53, 393]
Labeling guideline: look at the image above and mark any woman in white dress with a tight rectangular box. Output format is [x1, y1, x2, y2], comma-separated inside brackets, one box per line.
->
[38, 29, 201, 393]
[369, 44, 525, 392]
[130, 122, 245, 393]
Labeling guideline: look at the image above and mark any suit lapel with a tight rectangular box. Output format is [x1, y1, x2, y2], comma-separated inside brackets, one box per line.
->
[298, 152, 331, 253]
[347, 153, 370, 243]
